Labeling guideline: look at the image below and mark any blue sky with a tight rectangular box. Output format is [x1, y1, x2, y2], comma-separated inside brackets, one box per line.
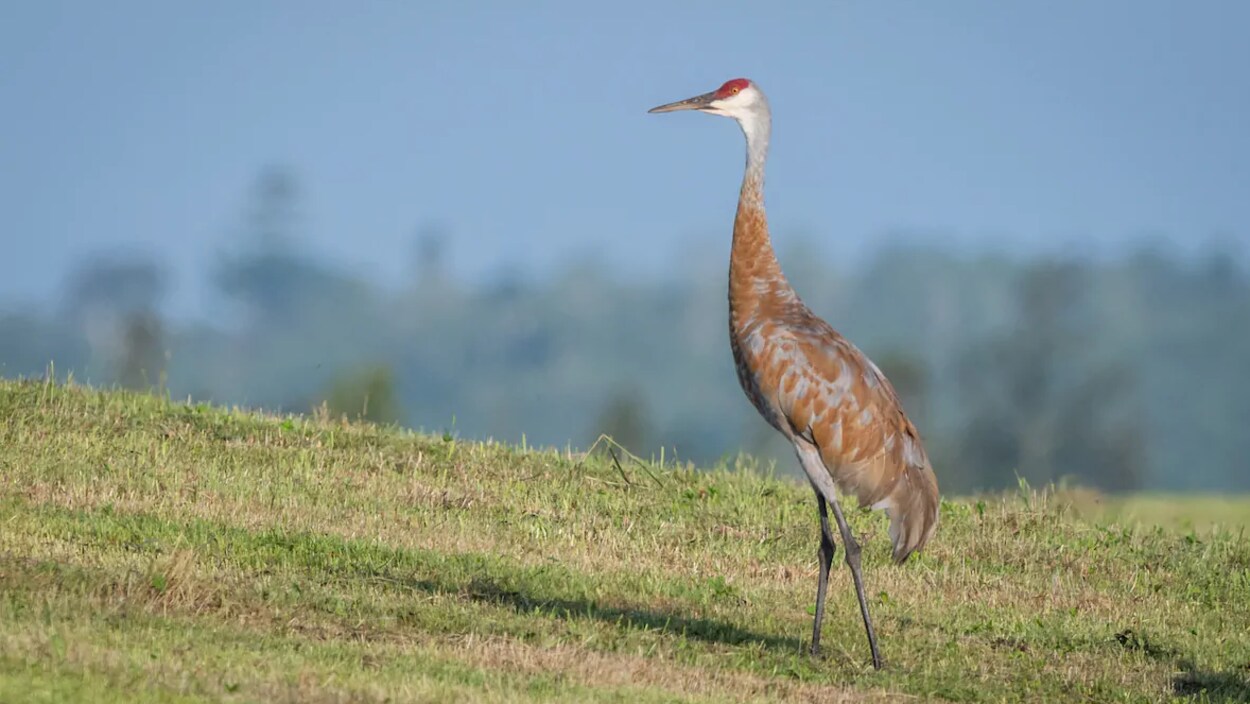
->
[2, 1, 1247, 315]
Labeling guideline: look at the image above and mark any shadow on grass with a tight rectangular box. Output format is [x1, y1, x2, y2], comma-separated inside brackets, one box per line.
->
[25, 503, 805, 656]
[461, 576, 805, 653]
[1171, 670, 1250, 702]
[1116, 629, 1250, 702]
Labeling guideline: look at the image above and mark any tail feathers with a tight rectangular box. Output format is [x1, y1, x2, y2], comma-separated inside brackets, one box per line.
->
[869, 466, 940, 563]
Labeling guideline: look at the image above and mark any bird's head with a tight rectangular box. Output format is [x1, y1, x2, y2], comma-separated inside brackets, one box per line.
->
[648, 78, 768, 122]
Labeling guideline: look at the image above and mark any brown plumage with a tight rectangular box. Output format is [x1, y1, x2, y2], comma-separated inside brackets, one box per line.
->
[651, 77, 940, 669]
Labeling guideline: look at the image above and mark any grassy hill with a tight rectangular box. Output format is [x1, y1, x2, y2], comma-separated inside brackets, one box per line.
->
[1, 379, 1247, 703]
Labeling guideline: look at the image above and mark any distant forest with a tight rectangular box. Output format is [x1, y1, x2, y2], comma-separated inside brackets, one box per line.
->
[3, 168, 1248, 493]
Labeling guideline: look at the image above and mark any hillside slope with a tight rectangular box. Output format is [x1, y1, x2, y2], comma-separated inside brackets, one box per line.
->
[0, 379, 1247, 703]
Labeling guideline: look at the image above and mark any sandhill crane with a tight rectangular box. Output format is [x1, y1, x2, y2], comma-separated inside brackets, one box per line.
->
[649, 78, 940, 669]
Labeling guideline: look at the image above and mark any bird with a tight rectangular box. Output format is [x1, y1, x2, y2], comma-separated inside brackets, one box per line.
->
[648, 78, 940, 669]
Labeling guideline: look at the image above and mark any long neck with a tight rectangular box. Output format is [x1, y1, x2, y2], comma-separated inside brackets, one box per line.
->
[729, 110, 792, 326]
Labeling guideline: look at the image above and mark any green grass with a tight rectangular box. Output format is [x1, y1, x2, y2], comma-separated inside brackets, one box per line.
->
[1057, 488, 1250, 535]
[1, 378, 1248, 703]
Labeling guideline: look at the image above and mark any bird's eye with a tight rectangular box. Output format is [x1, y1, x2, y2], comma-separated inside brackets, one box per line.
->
[732, 88, 740, 94]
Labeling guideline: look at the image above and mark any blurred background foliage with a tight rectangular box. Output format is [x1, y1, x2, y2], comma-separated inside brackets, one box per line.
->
[3, 166, 1246, 494]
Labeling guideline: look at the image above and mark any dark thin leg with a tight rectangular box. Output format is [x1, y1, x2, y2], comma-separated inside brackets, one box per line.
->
[810, 494, 837, 656]
[828, 495, 884, 669]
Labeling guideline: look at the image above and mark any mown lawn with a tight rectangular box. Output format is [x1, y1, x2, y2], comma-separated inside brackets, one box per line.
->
[1, 379, 1247, 702]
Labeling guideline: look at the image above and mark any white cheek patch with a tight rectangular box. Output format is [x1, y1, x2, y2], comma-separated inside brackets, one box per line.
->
[708, 91, 758, 118]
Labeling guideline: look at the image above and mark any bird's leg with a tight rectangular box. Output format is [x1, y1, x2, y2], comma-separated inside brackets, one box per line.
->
[810, 494, 837, 656]
[827, 496, 884, 670]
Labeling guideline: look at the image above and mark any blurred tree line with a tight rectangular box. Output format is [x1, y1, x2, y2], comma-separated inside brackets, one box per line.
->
[2, 167, 1247, 493]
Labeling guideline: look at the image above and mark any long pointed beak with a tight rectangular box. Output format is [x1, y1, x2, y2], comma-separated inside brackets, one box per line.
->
[648, 90, 717, 114]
